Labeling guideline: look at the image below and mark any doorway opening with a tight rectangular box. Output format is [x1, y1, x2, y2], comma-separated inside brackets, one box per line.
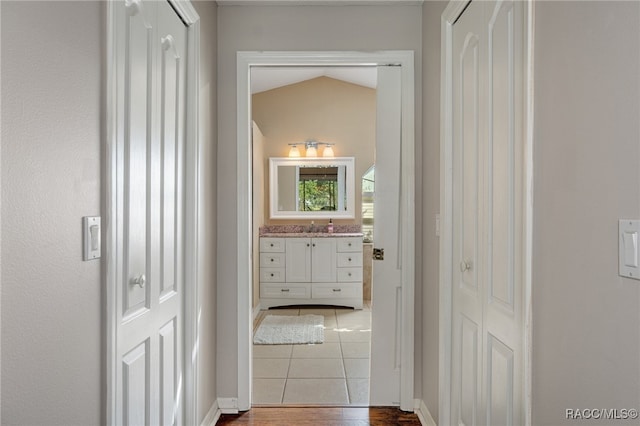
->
[236, 51, 416, 412]
[250, 65, 376, 405]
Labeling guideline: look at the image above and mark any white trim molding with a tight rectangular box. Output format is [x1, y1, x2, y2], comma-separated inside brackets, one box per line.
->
[218, 397, 239, 415]
[439, 1, 533, 425]
[236, 50, 416, 412]
[415, 399, 437, 426]
[105, 1, 200, 425]
[199, 400, 221, 426]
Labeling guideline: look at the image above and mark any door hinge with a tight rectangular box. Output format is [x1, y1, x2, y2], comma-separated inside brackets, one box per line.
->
[373, 248, 385, 261]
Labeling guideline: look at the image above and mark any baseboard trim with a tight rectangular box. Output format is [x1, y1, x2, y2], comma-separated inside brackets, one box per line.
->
[200, 400, 221, 426]
[415, 399, 437, 426]
[218, 397, 239, 415]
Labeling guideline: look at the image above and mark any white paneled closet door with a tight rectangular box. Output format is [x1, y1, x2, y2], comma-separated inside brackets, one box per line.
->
[113, 0, 187, 424]
[451, 1, 525, 425]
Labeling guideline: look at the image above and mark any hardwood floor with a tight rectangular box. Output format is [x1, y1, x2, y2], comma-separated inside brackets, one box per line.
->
[217, 407, 422, 425]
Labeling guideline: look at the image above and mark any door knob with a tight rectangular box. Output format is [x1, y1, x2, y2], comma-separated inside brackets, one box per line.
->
[459, 260, 472, 272]
[132, 274, 146, 288]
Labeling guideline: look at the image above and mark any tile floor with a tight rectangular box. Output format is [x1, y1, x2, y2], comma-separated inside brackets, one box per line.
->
[252, 303, 372, 406]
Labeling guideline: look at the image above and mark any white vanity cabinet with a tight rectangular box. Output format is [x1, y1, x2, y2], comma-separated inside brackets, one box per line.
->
[260, 236, 363, 309]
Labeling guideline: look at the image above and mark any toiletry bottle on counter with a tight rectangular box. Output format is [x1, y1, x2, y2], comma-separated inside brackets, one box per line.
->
[328, 219, 334, 234]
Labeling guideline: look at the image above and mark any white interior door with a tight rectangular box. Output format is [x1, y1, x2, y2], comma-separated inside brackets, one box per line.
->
[451, 1, 525, 425]
[114, 0, 187, 424]
[370, 65, 403, 406]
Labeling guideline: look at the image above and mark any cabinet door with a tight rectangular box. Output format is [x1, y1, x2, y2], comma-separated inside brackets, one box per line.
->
[285, 238, 311, 282]
[311, 238, 337, 282]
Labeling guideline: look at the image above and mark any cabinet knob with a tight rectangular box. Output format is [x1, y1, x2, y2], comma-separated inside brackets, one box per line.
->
[270, 273, 274, 277]
[307, 243, 310, 247]
[348, 272, 352, 277]
[270, 258, 274, 262]
[348, 257, 352, 262]
[312, 243, 316, 247]
[348, 243, 352, 247]
[270, 243, 274, 247]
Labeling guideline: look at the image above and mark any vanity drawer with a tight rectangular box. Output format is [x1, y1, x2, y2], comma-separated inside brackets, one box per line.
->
[260, 252, 286, 268]
[337, 268, 363, 282]
[260, 268, 285, 282]
[336, 238, 362, 253]
[337, 252, 363, 268]
[261, 283, 310, 299]
[313, 283, 361, 299]
[260, 238, 285, 253]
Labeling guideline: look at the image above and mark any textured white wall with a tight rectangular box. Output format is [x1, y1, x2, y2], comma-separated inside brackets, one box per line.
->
[216, 4, 423, 399]
[1, 2, 102, 424]
[192, 1, 219, 423]
[532, 2, 640, 424]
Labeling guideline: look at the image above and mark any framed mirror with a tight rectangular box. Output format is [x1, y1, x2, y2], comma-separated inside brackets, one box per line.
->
[269, 157, 355, 219]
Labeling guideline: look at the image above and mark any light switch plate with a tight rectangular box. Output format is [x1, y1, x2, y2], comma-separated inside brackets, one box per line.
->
[619, 219, 640, 280]
[83, 216, 101, 261]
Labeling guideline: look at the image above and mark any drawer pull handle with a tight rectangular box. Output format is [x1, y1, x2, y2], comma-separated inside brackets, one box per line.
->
[270, 258, 274, 262]
[270, 243, 274, 247]
[281, 289, 290, 292]
[270, 273, 274, 277]
[333, 289, 341, 292]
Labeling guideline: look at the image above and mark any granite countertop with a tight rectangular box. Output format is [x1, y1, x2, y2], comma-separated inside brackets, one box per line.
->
[260, 232, 363, 238]
[259, 224, 362, 239]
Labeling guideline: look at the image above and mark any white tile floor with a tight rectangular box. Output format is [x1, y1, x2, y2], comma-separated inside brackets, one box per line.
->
[252, 304, 371, 406]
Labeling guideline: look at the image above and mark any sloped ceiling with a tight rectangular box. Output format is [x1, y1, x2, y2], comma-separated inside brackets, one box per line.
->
[251, 66, 377, 94]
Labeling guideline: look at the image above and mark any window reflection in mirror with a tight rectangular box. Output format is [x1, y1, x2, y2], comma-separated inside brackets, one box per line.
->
[270, 157, 355, 219]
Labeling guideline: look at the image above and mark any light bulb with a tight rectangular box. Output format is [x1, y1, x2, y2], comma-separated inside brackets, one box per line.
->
[306, 144, 317, 157]
[323, 145, 335, 157]
[289, 145, 301, 157]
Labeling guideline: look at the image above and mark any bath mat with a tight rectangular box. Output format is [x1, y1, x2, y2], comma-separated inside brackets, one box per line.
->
[253, 314, 324, 345]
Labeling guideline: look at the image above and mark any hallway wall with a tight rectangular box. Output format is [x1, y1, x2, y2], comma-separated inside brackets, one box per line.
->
[1, 2, 102, 424]
[421, 1, 447, 422]
[532, 1, 640, 424]
[216, 4, 423, 401]
[192, 1, 219, 423]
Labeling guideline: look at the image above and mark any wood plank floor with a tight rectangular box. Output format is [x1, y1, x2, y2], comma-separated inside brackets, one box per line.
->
[216, 407, 422, 425]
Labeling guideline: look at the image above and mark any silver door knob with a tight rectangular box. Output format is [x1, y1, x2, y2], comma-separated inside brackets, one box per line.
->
[459, 260, 472, 272]
[132, 274, 146, 288]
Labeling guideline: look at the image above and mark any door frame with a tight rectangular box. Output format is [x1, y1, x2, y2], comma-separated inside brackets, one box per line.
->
[438, 1, 534, 425]
[236, 50, 416, 411]
[104, 1, 201, 425]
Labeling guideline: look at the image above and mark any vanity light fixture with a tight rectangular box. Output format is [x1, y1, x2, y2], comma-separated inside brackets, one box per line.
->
[288, 143, 301, 157]
[289, 140, 336, 158]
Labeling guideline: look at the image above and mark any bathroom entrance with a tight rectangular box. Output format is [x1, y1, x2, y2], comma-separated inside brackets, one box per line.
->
[236, 51, 416, 412]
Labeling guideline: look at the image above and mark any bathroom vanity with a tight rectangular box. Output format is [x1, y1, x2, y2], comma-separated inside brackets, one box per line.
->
[259, 234, 364, 309]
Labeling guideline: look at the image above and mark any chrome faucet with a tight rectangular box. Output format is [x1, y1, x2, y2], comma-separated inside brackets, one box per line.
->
[307, 221, 316, 233]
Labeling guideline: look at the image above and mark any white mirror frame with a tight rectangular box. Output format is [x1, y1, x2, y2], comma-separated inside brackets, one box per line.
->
[269, 157, 355, 219]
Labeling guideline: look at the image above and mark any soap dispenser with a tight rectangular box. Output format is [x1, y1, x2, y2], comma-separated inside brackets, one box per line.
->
[328, 219, 334, 234]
